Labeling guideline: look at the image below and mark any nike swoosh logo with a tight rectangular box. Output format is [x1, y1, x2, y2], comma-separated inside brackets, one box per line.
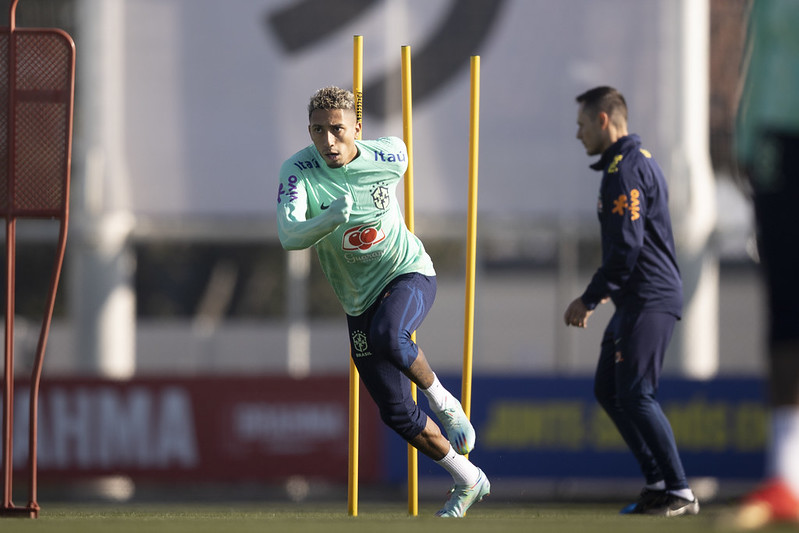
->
[320, 203, 329, 210]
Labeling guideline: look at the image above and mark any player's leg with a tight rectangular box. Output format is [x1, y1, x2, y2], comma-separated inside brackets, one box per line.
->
[756, 132, 799, 501]
[370, 273, 475, 455]
[766, 342, 799, 500]
[614, 310, 698, 516]
[734, 131, 799, 528]
[406, 349, 475, 455]
[348, 308, 430, 446]
[406, 413, 489, 517]
[347, 276, 488, 517]
[593, 312, 665, 513]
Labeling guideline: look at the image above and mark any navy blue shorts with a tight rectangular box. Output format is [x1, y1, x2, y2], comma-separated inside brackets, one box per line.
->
[346, 273, 436, 441]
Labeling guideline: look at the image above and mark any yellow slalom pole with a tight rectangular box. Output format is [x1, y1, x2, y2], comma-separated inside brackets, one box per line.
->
[348, 34, 363, 518]
[462, 56, 480, 434]
[400, 44, 418, 517]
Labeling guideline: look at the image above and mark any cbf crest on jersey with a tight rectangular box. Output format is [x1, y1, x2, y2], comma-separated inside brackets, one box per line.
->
[371, 183, 390, 210]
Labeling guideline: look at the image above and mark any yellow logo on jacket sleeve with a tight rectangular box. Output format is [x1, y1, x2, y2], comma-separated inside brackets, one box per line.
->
[639, 148, 651, 158]
[629, 189, 641, 220]
[612, 194, 628, 215]
[608, 154, 623, 174]
[612, 189, 642, 220]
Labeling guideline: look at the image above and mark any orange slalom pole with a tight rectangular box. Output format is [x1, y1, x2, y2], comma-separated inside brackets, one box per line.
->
[462, 56, 480, 431]
[400, 44, 418, 517]
[348, 34, 363, 518]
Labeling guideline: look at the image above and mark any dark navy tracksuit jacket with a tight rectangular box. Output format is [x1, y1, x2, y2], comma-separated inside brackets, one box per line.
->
[581, 134, 682, 318]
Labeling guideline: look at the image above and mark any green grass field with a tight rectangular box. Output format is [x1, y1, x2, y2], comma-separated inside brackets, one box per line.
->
[0, 502, 793, 533]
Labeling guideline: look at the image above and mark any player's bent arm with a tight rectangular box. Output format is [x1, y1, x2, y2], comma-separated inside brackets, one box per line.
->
[277, 195, 352, 250]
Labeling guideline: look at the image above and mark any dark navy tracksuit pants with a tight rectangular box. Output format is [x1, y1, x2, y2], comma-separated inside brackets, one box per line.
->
[346, 273, 435, 442]
[594, 308, 688, 490]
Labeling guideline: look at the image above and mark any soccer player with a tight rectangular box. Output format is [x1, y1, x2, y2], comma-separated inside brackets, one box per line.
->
[276, 86, 489, 517]
[732, 0, 799, 528]
[563, 86, 699, 517]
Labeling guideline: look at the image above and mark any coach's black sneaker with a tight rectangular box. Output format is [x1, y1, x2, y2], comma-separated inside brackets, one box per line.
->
[619, 488, 666, 514]
[644, 493, 700, 517]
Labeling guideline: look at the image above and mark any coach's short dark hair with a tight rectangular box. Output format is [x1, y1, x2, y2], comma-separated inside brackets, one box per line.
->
[576, 86, 628, 126]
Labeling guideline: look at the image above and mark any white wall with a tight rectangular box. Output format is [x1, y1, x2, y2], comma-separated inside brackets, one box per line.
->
[118, 0, 683, 221]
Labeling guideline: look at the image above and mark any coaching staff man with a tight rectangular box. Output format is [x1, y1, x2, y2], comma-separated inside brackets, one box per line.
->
[563, 86, 698, 517]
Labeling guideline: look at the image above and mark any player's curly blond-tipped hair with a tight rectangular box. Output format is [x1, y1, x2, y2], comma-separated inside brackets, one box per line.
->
[308, 86, 355, 119]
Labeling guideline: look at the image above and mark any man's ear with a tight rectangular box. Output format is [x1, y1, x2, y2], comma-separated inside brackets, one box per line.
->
[597, 111, 610, 130]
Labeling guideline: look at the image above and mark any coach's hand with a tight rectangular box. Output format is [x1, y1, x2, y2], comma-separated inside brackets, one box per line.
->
[563, 297, 593, 328]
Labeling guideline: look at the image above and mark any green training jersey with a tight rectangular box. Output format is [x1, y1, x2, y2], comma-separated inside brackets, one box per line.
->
[736, 0, 799, 167]
[277, 136, 435, 316]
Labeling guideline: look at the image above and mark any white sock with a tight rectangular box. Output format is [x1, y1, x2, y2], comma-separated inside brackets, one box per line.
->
[646, 480, 665, 491]
[668, 488, 695, 501]
[422, 374, 451, 412]
[436, 445, 479, 486]
[768, 406, 799, 496]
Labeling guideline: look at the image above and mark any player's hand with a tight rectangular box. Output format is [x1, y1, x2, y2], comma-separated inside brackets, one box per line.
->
[328, 194, 352, 224]
[564, 297, 593, 328]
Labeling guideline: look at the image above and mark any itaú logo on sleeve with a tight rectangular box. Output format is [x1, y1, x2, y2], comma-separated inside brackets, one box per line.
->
[343, 222, 386, 251]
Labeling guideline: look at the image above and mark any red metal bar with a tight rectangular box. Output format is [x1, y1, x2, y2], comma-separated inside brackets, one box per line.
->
[26, 224, 68, 515]
[0, 0, 74, 518]
[2, 222, 15, 511]
[2, 0, 19, 514]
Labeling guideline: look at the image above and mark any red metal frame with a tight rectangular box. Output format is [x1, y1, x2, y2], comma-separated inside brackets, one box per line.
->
[0, 0, 75, 518]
